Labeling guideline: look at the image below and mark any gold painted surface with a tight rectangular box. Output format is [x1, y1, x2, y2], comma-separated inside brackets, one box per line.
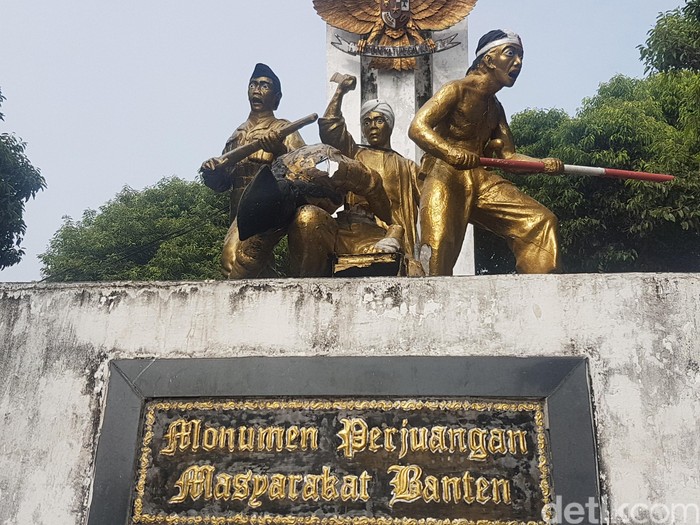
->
[408, 40, 562, 275]
[312, 0, 477, 70]
[132, 399, 551, 525]
[318, 75, 422, 277]
[286, 155, 397, 277]
[199, 67, 305, 279]
[334, 253, 401, 273]
[134, 517, 544, 525]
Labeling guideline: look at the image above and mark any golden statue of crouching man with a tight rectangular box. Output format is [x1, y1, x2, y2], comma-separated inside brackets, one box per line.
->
[319, 74, 423, 275]
[409, 30, 563, 275]
[200, 63, 305, 278]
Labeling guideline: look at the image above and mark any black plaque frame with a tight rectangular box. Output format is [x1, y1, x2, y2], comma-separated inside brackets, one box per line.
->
[88, 357, 599, 525]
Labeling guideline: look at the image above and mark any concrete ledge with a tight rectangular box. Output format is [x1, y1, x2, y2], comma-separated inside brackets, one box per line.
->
[1, 274, 699, 524]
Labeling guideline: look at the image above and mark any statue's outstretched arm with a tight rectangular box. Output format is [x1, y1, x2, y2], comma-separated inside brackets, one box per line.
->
[491, 102, 563, 173]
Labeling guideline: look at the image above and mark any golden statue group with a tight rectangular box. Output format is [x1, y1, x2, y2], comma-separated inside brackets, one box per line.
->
[201, 30, 563, 279]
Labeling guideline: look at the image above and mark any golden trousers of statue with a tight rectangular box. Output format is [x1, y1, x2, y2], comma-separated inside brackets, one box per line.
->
[419, 156, 560, 275]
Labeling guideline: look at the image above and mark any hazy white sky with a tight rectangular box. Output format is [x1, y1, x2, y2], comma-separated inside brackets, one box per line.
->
[0, 0, 684, 281]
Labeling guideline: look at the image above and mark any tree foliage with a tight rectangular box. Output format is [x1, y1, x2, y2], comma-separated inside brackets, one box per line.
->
[0, 88, 46, 269]
[477, 72, 700, 273]
[477, 1, 700, 273]
[638, 0, 700, 73]
[40, 177, 232, 281]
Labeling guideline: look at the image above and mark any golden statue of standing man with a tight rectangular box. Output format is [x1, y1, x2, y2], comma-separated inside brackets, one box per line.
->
[200, 63, 305, 278]
[409, 30, 563, 275]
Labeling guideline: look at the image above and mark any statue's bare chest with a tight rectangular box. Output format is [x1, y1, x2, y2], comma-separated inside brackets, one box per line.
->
[448, 97, 500, 142]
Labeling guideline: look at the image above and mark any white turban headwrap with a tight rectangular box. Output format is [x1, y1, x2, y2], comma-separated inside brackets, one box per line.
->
[360, 99, 395, 130]
[475, 30, 522, 59]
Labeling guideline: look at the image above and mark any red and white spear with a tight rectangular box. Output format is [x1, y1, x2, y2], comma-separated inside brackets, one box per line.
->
[480, 157, 674, 183]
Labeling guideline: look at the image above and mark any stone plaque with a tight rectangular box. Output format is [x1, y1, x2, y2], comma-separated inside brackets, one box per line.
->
[131, 398, 552, 524]
[87, 358, 598, 525]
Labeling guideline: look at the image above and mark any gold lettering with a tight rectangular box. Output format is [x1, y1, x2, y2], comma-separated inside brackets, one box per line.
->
[488, 428, 507, 455]
[268, 474, 287, 501]
[387, 464, 423, 505]
[202, 427, 218, 452]
[448, 428, 467, 453]
[231, 471, 252, 501]
[337, 418, 367, 459]
[300, 426, 319, 451]
[468, 428, 488, 460]
[172, 466, 509, 508]
[398, 420, 409, 459]
[507, 429, 528, 455]
[441, 475, 461, 504]
[191, 420, 201, 451]
[287, 474, 303, 501]
[368, 427, 383, 452]
[462, 471, 475, 504]
[378, 428, 394, 454]
[422, 475, 440, 502]
[358, 470, 372, 501]
[220, 427, 236, 452]
[258, 426, 285, 452]
[285, 426, 299, 451]
[321, 466, 339, 500]
[428, 426, 447, 453]
[238, 426, 255, 451]
[491, 479, 512, 504]
[169, 465, 215, 503]
[340, 475, 359, 501]
[213, 473, 232, 501]
[302, 474, 321, 501]
[160, 419, 201, 456]
[248, 474, 269, 508]
[409, 427, 429, 453]
[475, 477, 491, 504]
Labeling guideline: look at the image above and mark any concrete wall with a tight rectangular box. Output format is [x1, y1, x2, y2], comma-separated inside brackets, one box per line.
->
[1, 274, 698, 524]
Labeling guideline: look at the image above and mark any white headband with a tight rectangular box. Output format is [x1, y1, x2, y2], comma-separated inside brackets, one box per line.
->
[475, 31, 522, 59]
[360, 99, 395, 130]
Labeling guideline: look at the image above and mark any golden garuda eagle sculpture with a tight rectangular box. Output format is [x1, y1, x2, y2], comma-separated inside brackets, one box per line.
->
[313, 0, 478, 70]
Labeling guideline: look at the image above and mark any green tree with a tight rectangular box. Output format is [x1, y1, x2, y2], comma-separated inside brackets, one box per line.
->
[0, 88, 46, 269]
[40, 177, 233, 281]
[638, 0, 700, 73]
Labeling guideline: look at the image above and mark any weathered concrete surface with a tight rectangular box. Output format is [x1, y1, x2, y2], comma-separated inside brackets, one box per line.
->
[0, 274, 698, 524]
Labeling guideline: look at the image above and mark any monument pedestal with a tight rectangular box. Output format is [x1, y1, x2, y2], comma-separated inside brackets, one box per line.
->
[1, 274, 699, 523]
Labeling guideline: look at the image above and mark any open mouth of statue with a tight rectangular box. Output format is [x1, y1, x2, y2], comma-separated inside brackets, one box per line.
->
[508, 70, 520, 80]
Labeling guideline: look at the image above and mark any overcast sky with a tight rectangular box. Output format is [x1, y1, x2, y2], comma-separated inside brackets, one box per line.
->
[0, 0, 684, 282]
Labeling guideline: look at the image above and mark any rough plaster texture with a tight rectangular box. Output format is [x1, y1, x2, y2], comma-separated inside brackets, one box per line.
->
[0, 274, 698, 524]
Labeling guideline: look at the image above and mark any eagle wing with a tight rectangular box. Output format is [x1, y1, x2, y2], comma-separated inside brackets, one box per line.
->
[411, 0, 478, 31]
[312, 0, 380, 35]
